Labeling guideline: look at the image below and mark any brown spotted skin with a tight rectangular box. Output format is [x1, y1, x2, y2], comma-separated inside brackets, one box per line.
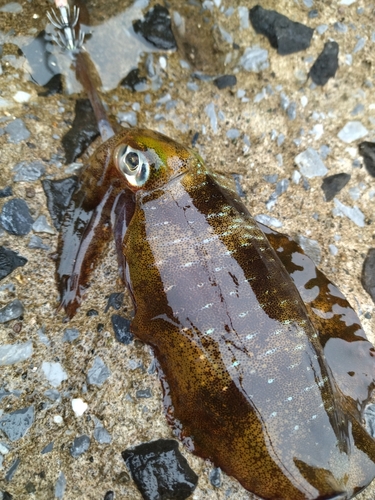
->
[57, 128, 375, 499]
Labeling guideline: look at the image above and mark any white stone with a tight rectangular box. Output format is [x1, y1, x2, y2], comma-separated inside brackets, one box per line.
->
[42, 361, 68, 387]
[13, 91, 31, 103]
[53, 415, 63, 424]
[338, 121, 368, 143]
[72, 398, 88, 417]
[295, 148, 328, 178]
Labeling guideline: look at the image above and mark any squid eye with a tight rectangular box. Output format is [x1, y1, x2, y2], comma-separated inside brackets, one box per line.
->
[114, 144, 150, 187]
[124, 151, 139, 171]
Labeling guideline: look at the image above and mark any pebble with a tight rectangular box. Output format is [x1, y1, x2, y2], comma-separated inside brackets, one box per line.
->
[337, 121, 368, 143]
[240, 47, 269, 72]
[316, 24, 328, 35]
[329, 244, 339, 256]
[0, 406, 34, 441]
[70, 435, 90, 458]
[0, 198, 34, 235]
[87, 357, 111, 386]
[209, 467, 222, 488]
[226, 129, 241, 140]
[4, 119, 30, 143]
[0, 246, 27, 280]
[5, 457, 20, 481]
[213, 75, 237, 89]
[205, 103, 218, 134]
[296, 235, 322, 265]
[287, 102, 297, 120]
[133, 5, 176, 50]
[136, 388, 153, 399]
[334, 22, 347, 34]
[309, 41, 339, 86]
[358, 141, 375, 177]
[93, 418, 112, 444]
[41, 442, 54, 454]
[332, 198, 365, 227]
[12, 91, 31, 103]
[254, 214, 283, 228]
[122, 439, 198, 500]
[54, 471, 67, 498]
[42, 177, 79, 230]
[71, 398, 88, 417]
[117, 111, 137, 127]
[13, 160, 45, 182]
[0, 340, 32, 366]
[0, 2, 23, 13]
[0, 299, 24, 323]
[28, 235, 50, 250]
[111, 315, 133, 345]
[45, 389, 60, 401]
[353, 37, 366, 53]
[361, 249, 375, 303]
[351, 103, 364, 116]
[37, 326, 50, 346]
[32, 215, 55, 234]
[321, 173, 351, 201]
[0, 186, 13, 198]
[42, 361, 68, 388]
[238, 6, 249, 29]
[104, 292, 124, 312]
[249, 6, 314, 55]
[63, 327, 80, 342]
[294, 148, 328, 178]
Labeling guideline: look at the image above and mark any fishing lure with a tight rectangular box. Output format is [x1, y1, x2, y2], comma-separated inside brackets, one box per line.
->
[56, 128, 375, 500]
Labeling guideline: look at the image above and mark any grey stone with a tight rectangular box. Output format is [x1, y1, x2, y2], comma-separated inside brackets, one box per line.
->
[32, 215, 55, 234]
[226, 129, 241, 140]
[361, 249, 375, 303]
[0, 198, 33, 235]
[42, 361, 68, 388]
[4, 118, 30, 143]
[136, 388, 153, 398]
[353, 37, 366, 53]
[70, 435, 90, 457]
[28, 235, 50, 250]
[0, 299, 24, 323]
[0, 340, 32, 365]
[63, 327, 80, 342]
[55, 471, 67, 498]
[332, 198, 365, 227]
[0, 406, 34, 441]
[0, 2, 22, 13]
[338, 121, 368, 143]
[87, 357, 110, 386]
[41, 441, 54, 454]
[5, 457, 20, 481]
[295, 148, 328, 178]
[93, 424, 112, 444]
[13, 161, 45, 182]
[205, 102, 218, 134]
[254, 214, 283, 228]
[296, 235, 322, 265]
[240, 47, 269, 72]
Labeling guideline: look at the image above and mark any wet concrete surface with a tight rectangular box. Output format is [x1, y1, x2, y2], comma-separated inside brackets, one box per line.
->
[0, 0, 375, 499]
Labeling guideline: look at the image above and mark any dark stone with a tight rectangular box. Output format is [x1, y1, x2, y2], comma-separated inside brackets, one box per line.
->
[122, 439, 198, 500]
[4, 119, 30, 144]
[133, 5, 177, 51]
[104, 492, 114, 500]
[309, 41, 339, 86]
[249, 5, 314, 55]
[25, 481, 36, 493]
[42, 176, 78, 230]
[191, 132, 199, 147]
[61, 99, 100, 164]
[38, 73, 63, 96]
[213, 75, 237, 89]
[111, 314, 133, 345]
[361, 248, 375, 303]
[0, 186, 13, 198]
[41, 442, 54, 454]
[209, 467, 222, 488]
[21, 30, 60, 87]
[120, 68, 147, 92]
[0, 247, 27, 281]
[136, 388, 152, 398]
[321, 173, 351, 202]
[5, 458, 20, 481]
[358, 141, 375, 178]
[0, 199, 34, 235]
[2, 493, 13, 500]
[87, 309, 99, 317]
[70, 435, 91, 458]
[105, 292, 124, 312]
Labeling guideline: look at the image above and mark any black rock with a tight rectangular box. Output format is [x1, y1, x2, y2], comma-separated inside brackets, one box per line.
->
[213, 75, 237, 89]
[122, 439, 198, 500]
[0, 247, 27, 281]
[120, 68, 148, 92]
[87, 308, 99, 317]
[61, 99, 100, 164]
[361, 248, 375, 304]
[38, 73, 63, 97]
[105, 292, 124, 312]
[0, 199, 34, 235]
[70, 435, 91, 458]
[249, 5, 314, 55]
[104, 492, 114, 500]
[42, 176, 78, 230]
[0, 186, 13, 198]
[321, 173, 351, 202]
[111, 314, 133, 345]
[358, 141, 375, 178]
[309, 41, 339, 86]
[2, 493, 13, 500]
[135, 388, 152, 399]
[133, 5, 177, 51]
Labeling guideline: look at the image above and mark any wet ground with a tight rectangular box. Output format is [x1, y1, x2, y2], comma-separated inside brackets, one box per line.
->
[0, 0, 375, 499]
